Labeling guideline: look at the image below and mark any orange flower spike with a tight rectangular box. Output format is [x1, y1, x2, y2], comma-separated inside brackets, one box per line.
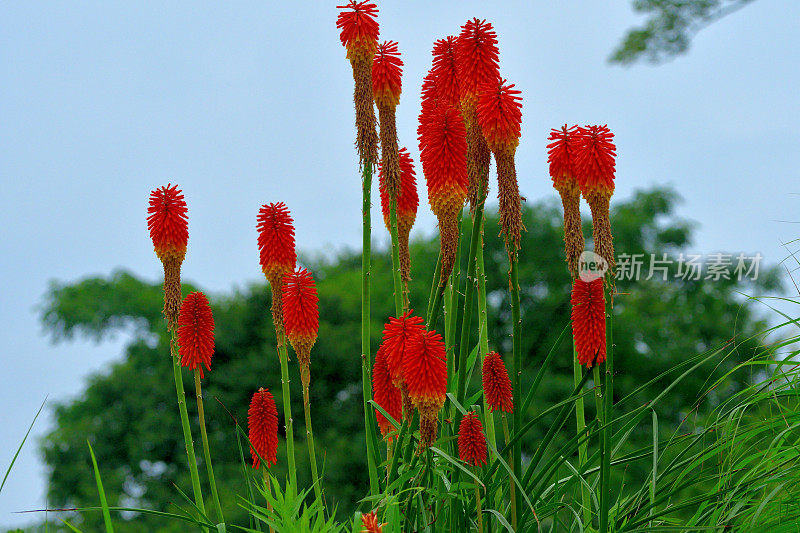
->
[403, 327, 447, 447]
[458, 411, 488, 467]
[147, 183, 189, 328]
[336, 1, 380, 166]
[477, 78, 524, 254]
[177, 292, 215, 378]
[361, 511, 384, 533]
[372, 40, 403, 109]
[419, 104, 468, 280]
[455, 19, 500, 112]
[571, 278, 606, 368]
[379, 310, 425, 419]
[379, 148, 418, 286]
[282, 268, 319, 389]
[574, 125, 617, 272]
[248, 388, 279, 469]
[431, 36, 460, 108]
[482, 352, 513, 413]
[547, 125, 584, 278]
[257, 202, 296, 282]
[372, 345, 402, 440]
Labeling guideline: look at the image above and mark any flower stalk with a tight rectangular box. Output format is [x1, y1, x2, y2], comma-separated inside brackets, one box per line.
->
[193, 369, 224, 526]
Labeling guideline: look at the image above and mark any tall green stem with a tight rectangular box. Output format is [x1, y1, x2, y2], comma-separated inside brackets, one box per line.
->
[301, 382, 322, 503]
[360, 162, 380, 497]
[509, 254, 522, 521]
[477, 227, 496, 451]
[169, 329, 206, 518]
[194, 370, 224, 526]
[501, 413, 517, 530]
[445, 211, 463, 392]
[389, 200, 404, 315]
[269, 285, 297, 490]
[599, 291, 614, 533]
[573, 340, 591, 526]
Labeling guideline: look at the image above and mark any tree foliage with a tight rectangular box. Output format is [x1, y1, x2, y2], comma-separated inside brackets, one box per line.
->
[37, 187, 780, 531]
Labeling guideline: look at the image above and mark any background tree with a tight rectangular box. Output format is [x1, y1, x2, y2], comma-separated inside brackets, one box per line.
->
[36, 187, 780, 531]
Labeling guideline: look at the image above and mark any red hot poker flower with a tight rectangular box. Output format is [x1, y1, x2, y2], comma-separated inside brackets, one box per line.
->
[282, 268, 319, 388]
[248, 387, 279, 469]
[477, 78, 522, 154]
[372, 344, 402, 440]
[458, 411, 488, 467]
[547, 125, 584, 278]
[574, 125, 616, 197]
[257, 202, 296, 282]
[403, 327, 447, 446]
[147, 184, 188, 262]
[431, 36, 460, 108]
[571, 278, 606, 368]
[482, 352, 513, 413]
[361, 511, 384, 533]
[380, 310, 426, 387]
[177, 292, 215, 379]
[455, 18, 500, 110]
[336, 1, 380, 61]
[372, 40, 403, 108]
[379, 147, 418, 232]
[547, 125, 581, 187]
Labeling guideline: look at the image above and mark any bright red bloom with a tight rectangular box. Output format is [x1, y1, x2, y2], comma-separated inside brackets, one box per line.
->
[248, 387, 279, 469]
[571, 278, 606, 368]
[403, 328, 447, 408]
[361, 511, 384, 533]
[458, 411, 488, 467]
[336, 1, 380, 60]
[372, 344, 402, 439]
[419, 105, 468, 217]
[482, 352, 513, 413]
[455, 19, 500, 106]
[379, 147, 418, 231]
[372, 41, 403, 108]
[177, 292, 215, 378]
[257, 202, 296, 281]
[574, 125, 616, 196]
[476, 78, 522, 153]
[431, 36, 460, 108]
[282, 268, 319, 354]
[547, 125, 580, 186]
[379, 310, 426, 387]
[147, 184, 188, 261]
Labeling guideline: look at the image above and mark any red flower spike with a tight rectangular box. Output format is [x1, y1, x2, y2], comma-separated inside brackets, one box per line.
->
[380, 310, 426, 387]
[403, 328, 447, 409]
[379, 147, 418, 231]
[336, 1, 380, 61]
[477, 78, 522, 154]
[257, 202, 297, 282]
[482, 352, 513, 413]
[455, 19, 500, 108]
[372, 345, 402, 440]
[431, 36, 461, 108]
[574, 125, 616, 196]
[177, 292, 215, 379]
[547, 125, 581, 187]
[361, 511, 384, 533]
[420, 105, 468, 217]
[571, 278, 606, 368]
[458, 411, 488, 467]
[282, 268, 319, 365]
[147, 184, 188, 262]
[248, 387, 279, 469]
[372, 41, 403, 108]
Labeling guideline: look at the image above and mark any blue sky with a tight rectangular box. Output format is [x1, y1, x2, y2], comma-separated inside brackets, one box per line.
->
[1, 0, 799, 527]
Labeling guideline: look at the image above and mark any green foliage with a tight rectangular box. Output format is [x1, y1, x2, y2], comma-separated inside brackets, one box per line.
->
[612, 0, 756, 65]
[37, 187, 783, 530]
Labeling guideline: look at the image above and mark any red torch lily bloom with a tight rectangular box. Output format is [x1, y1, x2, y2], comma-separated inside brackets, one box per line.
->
[571, 278, 606, 368]
[403, 327, 447, 447]
[379, 147, 418, 286]
[477, 78, 524, 255]
[379, 310, 426, 419]
[458, 411, 488, 467]
[337, 1, 380, 166]
[282, 268, 319, 389]
[148, 183, 189, 328]
[257, 202, 296, 341]
[248, 387, 279, 469]
[574, 125, 617, 272]
[177, 292, 215, 378]
[431, 36, 460, 109]
[361, 511, 384, 533]
[482, 352, 513, 413]
[373, 40, 404, 205]
[547, 125, 584, 278]
[372, 344, 402, 440]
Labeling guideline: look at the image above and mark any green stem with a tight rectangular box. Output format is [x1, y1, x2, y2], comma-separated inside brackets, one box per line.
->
[477, 227, 496, 451]
[276, 340, 297, 489]
[445, 213, 462, 393]
[592, 363, 603, 531]
[261, 469, 275, 533]
[194, 370, 224, 527]
[573, 340, 591, 526]
[501, 413, 517, 531]
[599, 291, 614, 533]
[169, 330, 206, 518]
[301, 381, 322, 503]
[389, 199, 404, 315]
[474, 483, 483, 533]
[509, 253, 522, 522]
[360, 162, 380, 497]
